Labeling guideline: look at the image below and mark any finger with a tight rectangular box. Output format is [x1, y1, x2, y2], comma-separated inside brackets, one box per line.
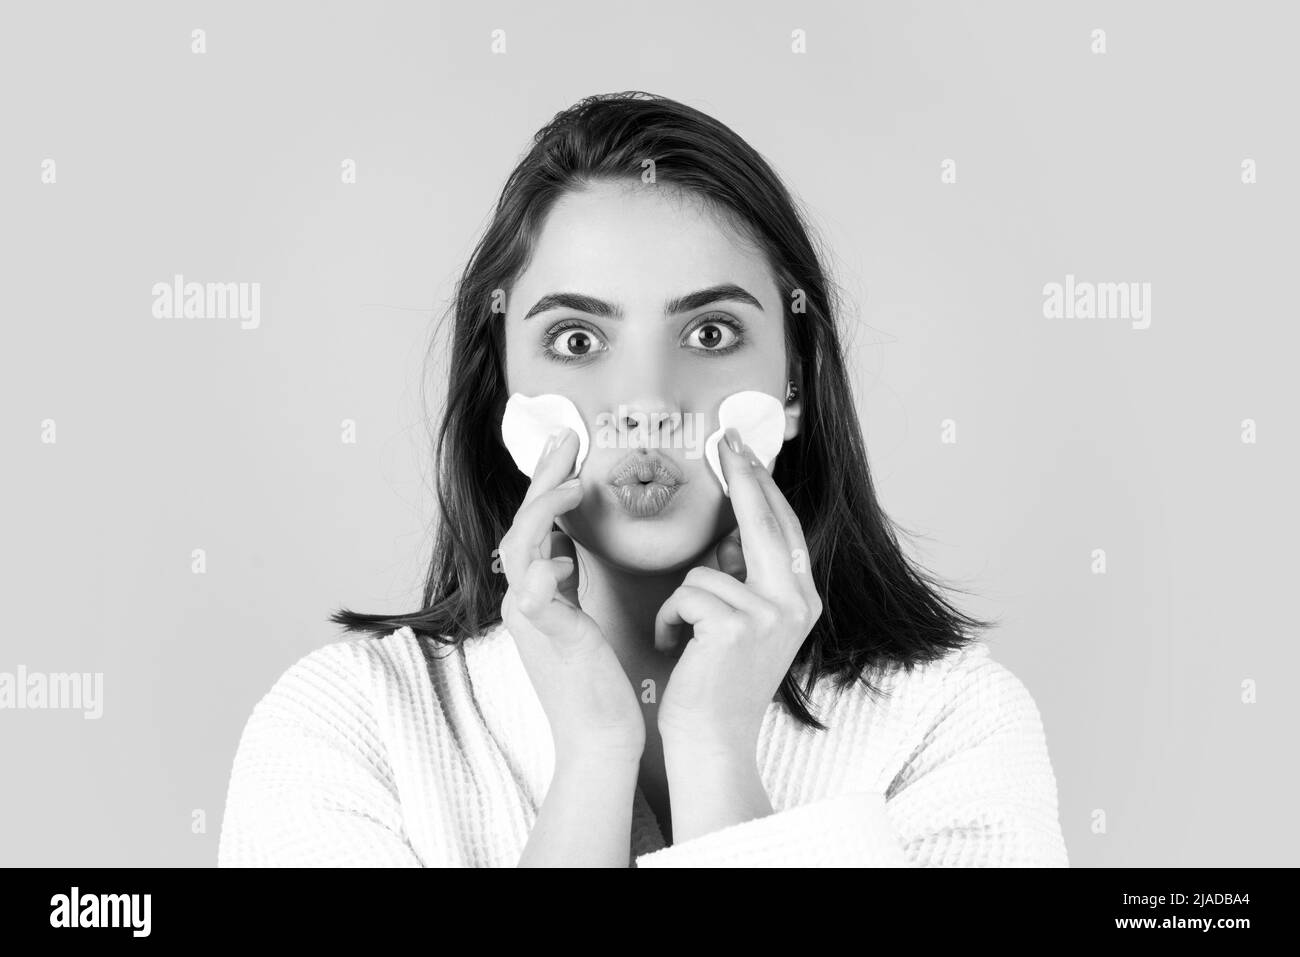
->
[654, 583, 738, 657]
[513, 555, 580, 634]
[499, 426, 577, 590]
[521, 427, 579, 508]
[682, 565, 809, 654]
[500, 426, 579, 574]
[681, 564, 757, 611]
[548, 530, 580, 607]
[500, 479, 582, 588]
[503, 425, 580, 586]
[719, 428, 787, 584]
[737, 444, 818, 604]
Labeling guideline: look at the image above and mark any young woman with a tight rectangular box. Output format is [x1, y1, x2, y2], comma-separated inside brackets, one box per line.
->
[218, 91, 1068, 868]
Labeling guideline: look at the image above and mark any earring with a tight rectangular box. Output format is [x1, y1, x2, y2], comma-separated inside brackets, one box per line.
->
[786, 381, 798, 403]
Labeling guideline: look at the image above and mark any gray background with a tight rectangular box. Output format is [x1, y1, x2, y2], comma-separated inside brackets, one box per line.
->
[1, 0, 1295, 866]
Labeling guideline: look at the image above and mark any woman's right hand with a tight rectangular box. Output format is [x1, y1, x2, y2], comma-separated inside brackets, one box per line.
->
[498, 426, 646, 768]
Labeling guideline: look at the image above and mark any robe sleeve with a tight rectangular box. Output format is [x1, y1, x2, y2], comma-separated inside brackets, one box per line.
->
[634, 648, 1068, 868]
[217, 643, 426, 867]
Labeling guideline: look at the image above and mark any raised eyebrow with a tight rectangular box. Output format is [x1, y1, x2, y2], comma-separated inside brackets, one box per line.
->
[665, 284, 764, 316]
[522, 283, 763, 321]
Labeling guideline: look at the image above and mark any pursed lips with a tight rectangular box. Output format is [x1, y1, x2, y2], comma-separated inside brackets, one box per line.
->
[607, 453, 685, 487]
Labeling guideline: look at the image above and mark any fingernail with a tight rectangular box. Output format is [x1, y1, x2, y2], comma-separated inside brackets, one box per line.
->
[725, 427, 743, 454]
[542, 429, 564, 458]
[559, 477, 581, 489]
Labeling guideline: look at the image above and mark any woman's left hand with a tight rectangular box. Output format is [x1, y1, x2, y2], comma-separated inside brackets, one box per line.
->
[654, 426, 824, 755]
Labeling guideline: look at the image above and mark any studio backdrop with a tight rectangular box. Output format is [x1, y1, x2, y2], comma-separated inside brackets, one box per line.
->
[1, 0, 1295, 866]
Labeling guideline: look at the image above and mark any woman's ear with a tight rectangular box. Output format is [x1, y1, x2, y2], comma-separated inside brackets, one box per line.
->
[783, 378, 802, 442]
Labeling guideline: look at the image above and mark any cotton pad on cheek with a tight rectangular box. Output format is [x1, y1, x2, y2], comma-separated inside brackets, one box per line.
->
[501, 393, 591, 481]
[703, 390, 787, 496]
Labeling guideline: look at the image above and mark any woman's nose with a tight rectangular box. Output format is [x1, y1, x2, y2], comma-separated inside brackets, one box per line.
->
[604, 352, 682, 447]
[614, 398, 682, 449]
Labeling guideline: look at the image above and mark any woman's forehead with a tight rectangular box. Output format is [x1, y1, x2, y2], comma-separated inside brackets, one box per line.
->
[514, 184, 777, 311]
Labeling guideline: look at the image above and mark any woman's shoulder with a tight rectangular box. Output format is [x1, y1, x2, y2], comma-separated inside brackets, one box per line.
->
[220, 627, 473, 867]
[244, 626, 467, 731]
[814, 638, 1049, 742]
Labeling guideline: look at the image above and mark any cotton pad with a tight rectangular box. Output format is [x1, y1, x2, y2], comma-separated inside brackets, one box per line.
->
[703, 390, 787, 496]
[501, 392, 591, 481]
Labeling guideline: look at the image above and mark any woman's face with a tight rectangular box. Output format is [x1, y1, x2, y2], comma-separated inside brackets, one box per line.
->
[504, 178, 798, 574]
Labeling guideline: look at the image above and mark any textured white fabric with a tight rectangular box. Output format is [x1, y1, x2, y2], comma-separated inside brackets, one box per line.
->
[217, 622, 1068, 867]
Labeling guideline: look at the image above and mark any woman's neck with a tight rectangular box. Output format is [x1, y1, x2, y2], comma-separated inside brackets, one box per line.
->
[568, 543, 701, 685]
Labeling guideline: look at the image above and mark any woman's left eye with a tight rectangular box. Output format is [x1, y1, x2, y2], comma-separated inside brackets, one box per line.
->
[685, 316, 744, 353]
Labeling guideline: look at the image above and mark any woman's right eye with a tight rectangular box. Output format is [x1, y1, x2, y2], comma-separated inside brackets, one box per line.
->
[543, 322, 608, 363]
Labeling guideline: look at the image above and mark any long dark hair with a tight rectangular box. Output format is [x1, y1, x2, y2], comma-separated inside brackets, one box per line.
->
[331, 91, 995, 731]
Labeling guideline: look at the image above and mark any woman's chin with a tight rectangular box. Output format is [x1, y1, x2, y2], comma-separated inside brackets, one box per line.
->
[560, 491, 727, 573]
[602, 541, 704, 575]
